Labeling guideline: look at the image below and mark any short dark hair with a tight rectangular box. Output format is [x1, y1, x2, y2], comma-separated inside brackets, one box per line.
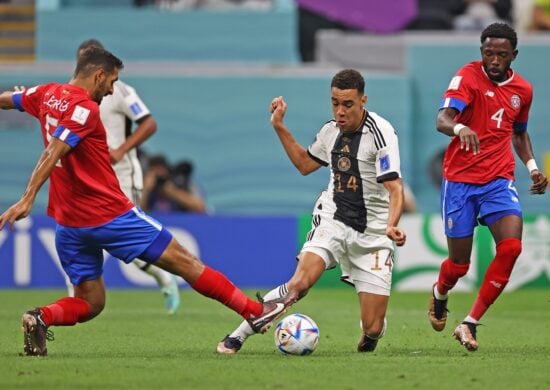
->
[74, 46, 123, 78]
[331, 69, 365, 95]
[480, 23, 517, 50]
[77, 38, 104, 54]
[148, 154, 170, 169]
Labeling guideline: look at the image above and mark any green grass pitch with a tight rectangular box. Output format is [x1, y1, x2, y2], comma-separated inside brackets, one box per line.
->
[1, 288, 549, 389]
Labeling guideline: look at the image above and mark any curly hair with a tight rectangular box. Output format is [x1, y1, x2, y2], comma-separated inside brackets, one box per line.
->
[480, 23, 517, 50]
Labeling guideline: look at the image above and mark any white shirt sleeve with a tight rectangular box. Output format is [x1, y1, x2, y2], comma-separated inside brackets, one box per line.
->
[374, 116, 401, 182]
[117, 81, 151, 122]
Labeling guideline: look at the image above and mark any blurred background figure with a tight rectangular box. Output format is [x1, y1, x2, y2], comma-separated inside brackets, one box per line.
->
[531, 0, 550, 30]
[406, 0, 457, 30]
[295, 0, 417, 61]
[141, 155, 208, 214]
[452, 0, 513, 31]
[135, 0, 273, 11]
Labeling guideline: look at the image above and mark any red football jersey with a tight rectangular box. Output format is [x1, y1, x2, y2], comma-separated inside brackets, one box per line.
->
[14, 83, 133, 227]
[439, 60, 533, 184]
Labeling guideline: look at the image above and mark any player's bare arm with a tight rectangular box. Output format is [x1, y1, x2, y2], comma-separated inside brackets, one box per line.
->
[382, 177, 406, 247]
[0, 138, 71, 231]
[437, 107, 480, 155]
[110, 115, 157, 164]
[269, 96, 321, 175]
[512, 131, 548, 194]
[0, 91, 17, 109]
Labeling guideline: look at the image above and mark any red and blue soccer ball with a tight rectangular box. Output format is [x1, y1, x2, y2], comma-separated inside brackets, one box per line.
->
[274, 313, 319, 355]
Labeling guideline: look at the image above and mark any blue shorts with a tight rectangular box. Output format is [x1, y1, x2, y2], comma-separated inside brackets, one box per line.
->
[440, 178, 522, 238]
[55, 207, 173, 285]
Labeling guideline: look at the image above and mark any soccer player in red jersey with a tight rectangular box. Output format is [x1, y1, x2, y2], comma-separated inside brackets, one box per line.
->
[0, 46, 294, 356]
[428, 23, 548, 351]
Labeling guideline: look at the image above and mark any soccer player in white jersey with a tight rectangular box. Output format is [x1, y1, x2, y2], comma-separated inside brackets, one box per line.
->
[216, 69, 407, 354]
[77, 40, 180, 314]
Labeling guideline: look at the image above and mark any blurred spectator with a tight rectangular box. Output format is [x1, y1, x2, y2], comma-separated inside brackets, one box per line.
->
[531, 0, 550, 30]
[296, 0, 416, 62]
[141, 155, 207, 213]
[149, 0, 272, 11]
[407, 0, 458, 30]
[452, 0, 513, 31]
[133, 0, 151, 6]
[298, 5, 356, 62]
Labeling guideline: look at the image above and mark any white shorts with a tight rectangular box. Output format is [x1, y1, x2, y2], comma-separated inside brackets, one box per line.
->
[118, 175, 142, 205]
[300, 214, 394, 296]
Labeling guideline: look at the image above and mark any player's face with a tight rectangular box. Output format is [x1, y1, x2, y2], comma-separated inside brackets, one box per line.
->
[331, 87, 366, 132]
[92, 68, 119, 104]
[480, 37, 517, 83]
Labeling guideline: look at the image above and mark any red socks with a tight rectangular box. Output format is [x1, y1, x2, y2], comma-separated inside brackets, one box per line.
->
[436, 258, 470, 295]
[191, 266, 262, 318]
[40, 297, 91, 327]
[470, 238, 521, 320]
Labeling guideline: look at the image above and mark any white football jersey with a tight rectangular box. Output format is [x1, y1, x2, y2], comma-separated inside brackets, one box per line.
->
[307, 110, 401, 238]
[99, 80, 151, 200]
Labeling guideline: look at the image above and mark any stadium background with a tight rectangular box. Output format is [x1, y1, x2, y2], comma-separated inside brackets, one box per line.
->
[0, 1, 548, 290]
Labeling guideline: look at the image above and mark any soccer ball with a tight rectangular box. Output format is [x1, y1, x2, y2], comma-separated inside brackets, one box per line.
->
[274, 313, 319, 355]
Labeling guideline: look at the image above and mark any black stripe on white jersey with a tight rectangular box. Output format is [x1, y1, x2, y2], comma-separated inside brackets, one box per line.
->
[365, 113, 386, 150]
[331, 129, 366, 232]
[307, 149, 328, 166]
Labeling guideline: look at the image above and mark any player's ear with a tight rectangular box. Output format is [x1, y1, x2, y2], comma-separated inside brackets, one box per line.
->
[362, 94, 367, 106]
[94, 68, 105, 84]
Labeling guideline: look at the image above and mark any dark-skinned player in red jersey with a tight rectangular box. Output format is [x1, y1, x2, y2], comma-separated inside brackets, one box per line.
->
[428, 23, 548, 351]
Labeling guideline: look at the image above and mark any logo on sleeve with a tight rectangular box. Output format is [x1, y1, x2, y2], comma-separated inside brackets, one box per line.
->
[448, 76, 462, 91]
[25, 86, 38, 96]
[71, 105, 90, 125]
[130, 102, 143, 115]
[380, 155, 390, 172]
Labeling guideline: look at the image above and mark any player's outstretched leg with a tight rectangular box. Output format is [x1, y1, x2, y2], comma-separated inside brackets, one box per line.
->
[133, 259, 181, 314]
[216, 284, 290, 355]
[246, 289, 298, 334]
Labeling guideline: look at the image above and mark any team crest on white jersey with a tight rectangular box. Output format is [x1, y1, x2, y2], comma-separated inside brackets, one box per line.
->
[510, 94, 521, 109]
[71, 105, 90, 125]
[448, 76, 462, 91]
[338, 156, 351, 171]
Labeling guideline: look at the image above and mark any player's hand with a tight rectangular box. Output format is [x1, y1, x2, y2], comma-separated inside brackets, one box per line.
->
[109, 148, 124, 164]
[13, 85, 26, 92]
[386, 226, 406, 247]
[529, 170, 548, 195]
[0, 199, 33, 231]
[269, 96, 287, 128]
[457, 126, 480, 155]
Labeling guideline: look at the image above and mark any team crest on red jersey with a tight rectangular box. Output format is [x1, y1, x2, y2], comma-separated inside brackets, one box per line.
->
[510, 94, 521, 109]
